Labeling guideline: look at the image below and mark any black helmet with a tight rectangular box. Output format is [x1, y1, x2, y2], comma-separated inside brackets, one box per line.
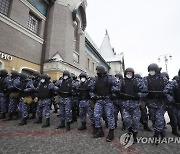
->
[124, 67, 134, 76]
[134, 73, 142, 79]
[96, 66, 106, 74]
[172, 75, 179, 81]
[79, 72, 88, 79]
[19, 73, 28, 81]
[0, 69, 8, 77]
[41, 74, 50, 80]
[33, 71, 41, 78]
[178, 69, 180, 77]
[11, 70, 19, 78]
[71, 73, 77, 80]
[63, 70, 70, 77]
[148, 63, 159, 73]
[161, 72, 169, 80]
[115, 73, 123, 79]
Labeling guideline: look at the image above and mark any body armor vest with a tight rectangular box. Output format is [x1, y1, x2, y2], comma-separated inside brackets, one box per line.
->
[79, 81, 90, 100]
[147, 75, 164, 99]
[38, 82, 51, 99]
[59, 79, 72, 98]
[121, 78, 138, 100]
[94, 76, 111, 96]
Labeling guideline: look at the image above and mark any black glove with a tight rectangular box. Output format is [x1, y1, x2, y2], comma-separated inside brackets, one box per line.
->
[91, 95, 97, 100]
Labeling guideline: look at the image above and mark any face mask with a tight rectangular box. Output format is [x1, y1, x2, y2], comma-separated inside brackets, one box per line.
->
[41, 79, 45, 83]
[126, 75, 132, 79]
[115, 77, 119, 82]
[97, 73, 103, 77]
[149, 71, 156, 76]
[81, 77, 86, 82]
[63, 76, 68, 80]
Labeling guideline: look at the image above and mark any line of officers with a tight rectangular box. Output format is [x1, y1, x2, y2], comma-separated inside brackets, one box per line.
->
[0, 63, 180, 144]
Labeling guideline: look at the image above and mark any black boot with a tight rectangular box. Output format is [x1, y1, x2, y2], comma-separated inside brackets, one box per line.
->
[128, 127, 132, 133]
[160, 130, 166, 139]
[92, 127, 104, 138]
[115, 120, 117, 129]
[153, 131, 160, 146]
[172, 128, 180, 137]
[106, 129, 114, 142]
[42, 118, 50, 128]
[144, 124, 152, 132]
[66, 122, 71, 131]
[14, 111, 20, 120]
[132, 131, 138, 143]
[178, 126, 180, 131]
[4, 113, 13, 121]
[53, 108, 58, 113]
[29, 113, 36, 119]
[0, 113, 6, 119]
[105, 121, 108, 128]
[122, 123, 126, 131]
[167, 122, 171, 125]
[78, 122, 87, 130]
[34, 117, 42, 124]
[92, 124, 98, 136]
[18, 118, 27, 125]
[56, 120, 65, 129]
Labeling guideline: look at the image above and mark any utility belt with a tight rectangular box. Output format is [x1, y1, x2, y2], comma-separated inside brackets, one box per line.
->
[59, 92, 72, 98]
[10, 92, 20, 99]
[96, 95, 110, 100]
[122, 96, 140, 101]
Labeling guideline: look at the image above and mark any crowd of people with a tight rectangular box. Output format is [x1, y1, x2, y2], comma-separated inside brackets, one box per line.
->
[0, 63, 180, 145]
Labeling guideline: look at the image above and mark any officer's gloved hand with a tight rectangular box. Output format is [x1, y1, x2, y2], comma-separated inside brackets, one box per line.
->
[91, 95, 97, 100]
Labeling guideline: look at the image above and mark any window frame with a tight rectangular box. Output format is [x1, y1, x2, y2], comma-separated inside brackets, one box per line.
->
[27, 12, 40, 34]
[0, 0, 12, 16]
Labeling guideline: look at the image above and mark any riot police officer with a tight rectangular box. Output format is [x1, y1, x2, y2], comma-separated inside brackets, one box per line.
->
[90, 66, 116, 142]
[34, 74, 54, 128]
[0, 69, 10, 119]
[76, 72, 94, 130]
[114, 73, 124, 129]
[5, 70, 21, 120]
[18, 73, 35, 125]
[118, 68, 147, 143]
[143, 63, 169, 145]
[71, 73, 80, 123]
[29, 71, 41, 119]
[135, 73, 152, 132]
[55, 70, 73, 131]
[164, 69, 180, 136]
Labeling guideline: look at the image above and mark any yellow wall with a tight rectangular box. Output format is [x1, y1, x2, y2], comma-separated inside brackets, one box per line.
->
[0, 56, 65, 80]
[0, 56, 40, 74]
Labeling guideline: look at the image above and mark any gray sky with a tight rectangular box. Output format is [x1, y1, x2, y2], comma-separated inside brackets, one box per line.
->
[86, 0, 180, 78]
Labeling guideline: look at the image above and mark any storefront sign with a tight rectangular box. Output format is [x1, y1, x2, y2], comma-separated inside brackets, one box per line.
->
[0, 52, 13, 61]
